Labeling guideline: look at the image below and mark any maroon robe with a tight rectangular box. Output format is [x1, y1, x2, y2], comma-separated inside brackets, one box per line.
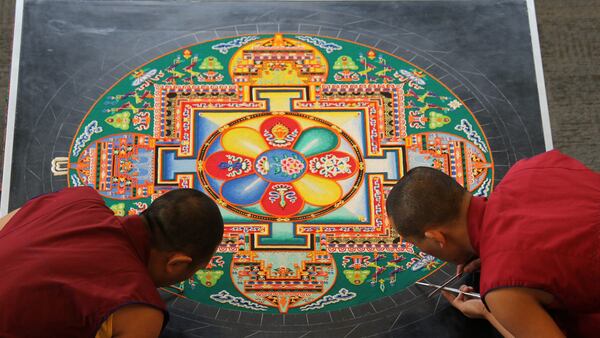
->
[0, 187, 167, 337]
[467, 150, 600, 337]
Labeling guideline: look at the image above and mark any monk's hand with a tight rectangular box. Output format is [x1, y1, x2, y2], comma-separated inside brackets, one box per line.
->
[456, 258, 481, 275]
[442, 285, 488, 320]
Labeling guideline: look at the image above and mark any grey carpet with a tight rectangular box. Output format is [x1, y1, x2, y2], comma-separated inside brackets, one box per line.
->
[0, 0, 16, 184]
[537, 0, 600, 170]
[0, 0, 598, 191]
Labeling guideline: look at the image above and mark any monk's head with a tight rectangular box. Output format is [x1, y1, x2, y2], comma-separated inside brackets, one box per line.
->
[141, 189, 224, 287]
[386, 167, 475, 264]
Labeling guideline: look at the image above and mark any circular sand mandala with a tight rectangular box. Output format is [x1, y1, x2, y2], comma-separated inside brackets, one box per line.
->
[66, 34, 493, 314]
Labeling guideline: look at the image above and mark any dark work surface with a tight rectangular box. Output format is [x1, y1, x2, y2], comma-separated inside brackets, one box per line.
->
[159, 271, 502, 337]
[7, 0, 541, 336]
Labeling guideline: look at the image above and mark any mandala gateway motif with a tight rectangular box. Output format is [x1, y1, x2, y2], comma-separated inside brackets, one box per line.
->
[62, 33, 493, 314]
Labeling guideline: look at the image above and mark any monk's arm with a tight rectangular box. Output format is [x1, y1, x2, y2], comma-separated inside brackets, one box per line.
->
[0, 208, 20, 232]
[483, 309, 514, 338]
[111, 304, 164, 338]
[443, 286, 513, 338]
[485, 288, 565, 338]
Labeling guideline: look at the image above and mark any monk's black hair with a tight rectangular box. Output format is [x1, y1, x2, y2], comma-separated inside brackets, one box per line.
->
[141, 189, 224, 262]
[385, 167, 466, 239]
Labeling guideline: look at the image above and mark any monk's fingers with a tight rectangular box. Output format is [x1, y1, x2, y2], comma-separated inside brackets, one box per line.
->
[441, 290, 455, 303]
[456, 264, 464, 276]
[459, 284, 475, 292]
[463, 258, 481, 273]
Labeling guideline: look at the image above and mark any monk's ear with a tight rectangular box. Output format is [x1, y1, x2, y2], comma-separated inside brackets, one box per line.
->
[166, 253, 193, 274]
[424, 229, 446, 248]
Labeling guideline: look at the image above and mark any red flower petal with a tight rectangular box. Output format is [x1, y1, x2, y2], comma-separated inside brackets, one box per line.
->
[260, 116, 302, 148]
[203, 151, 255, 180]
[261, 183, 304, 217]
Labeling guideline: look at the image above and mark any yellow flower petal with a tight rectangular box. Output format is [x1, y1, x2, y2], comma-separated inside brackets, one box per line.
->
[221, 127, 269, 158]
[293, 174, 342, 206]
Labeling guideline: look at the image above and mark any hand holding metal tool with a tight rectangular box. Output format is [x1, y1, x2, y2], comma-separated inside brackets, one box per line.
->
[424, 272, 463, 298]
[424, 257, 478, 298]
[416, 281, 481, 299]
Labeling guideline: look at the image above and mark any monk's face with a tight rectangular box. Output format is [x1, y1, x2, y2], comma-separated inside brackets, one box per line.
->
[403, 230, 472, 265]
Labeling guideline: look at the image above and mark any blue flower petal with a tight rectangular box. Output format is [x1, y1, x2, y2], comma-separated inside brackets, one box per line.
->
[221, 174, 269, 206]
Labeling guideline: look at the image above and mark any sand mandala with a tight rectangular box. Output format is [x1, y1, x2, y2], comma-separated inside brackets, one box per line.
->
[58, 34, 493, 314]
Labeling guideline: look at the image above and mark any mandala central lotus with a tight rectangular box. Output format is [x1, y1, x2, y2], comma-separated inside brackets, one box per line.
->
[202, 115, 360, 218]
[255, 149, 307, 182]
